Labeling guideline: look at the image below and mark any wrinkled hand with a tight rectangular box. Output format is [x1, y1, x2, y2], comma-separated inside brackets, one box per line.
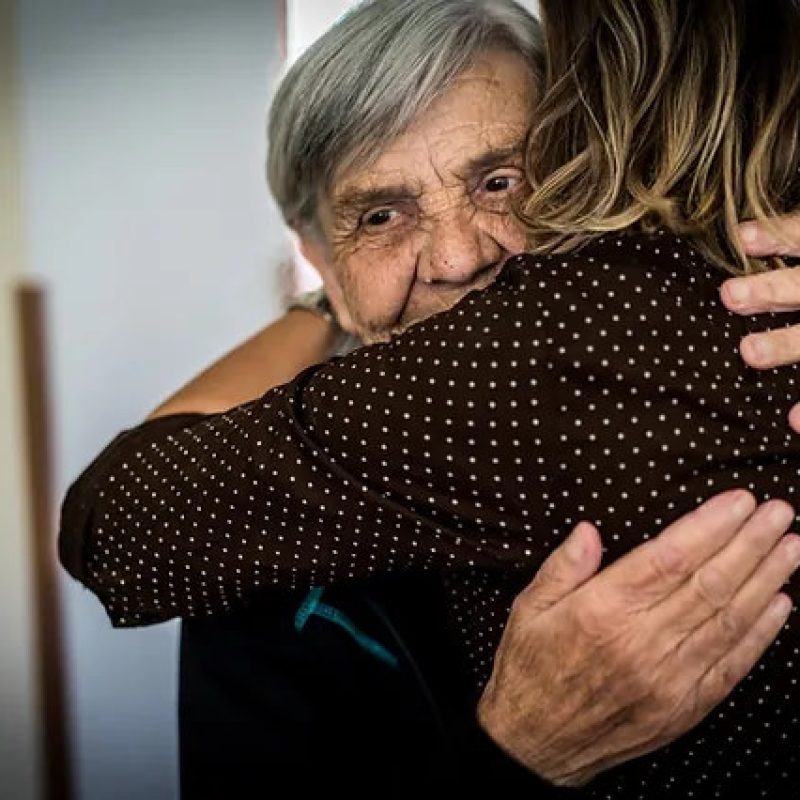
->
[720, 213, 800, 427]
[478, 490, 799, 787]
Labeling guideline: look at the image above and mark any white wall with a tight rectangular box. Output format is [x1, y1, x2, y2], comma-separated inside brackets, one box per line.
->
[16, 1, 285, 798]
[287, 0, 539, 57]
[287, 0, 353, 61]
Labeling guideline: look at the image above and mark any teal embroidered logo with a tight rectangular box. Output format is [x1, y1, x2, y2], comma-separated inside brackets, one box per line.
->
[295, 587, 399, 669]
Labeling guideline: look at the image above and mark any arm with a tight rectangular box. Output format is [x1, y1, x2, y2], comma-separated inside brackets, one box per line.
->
[62, 255, 581, 625]
[59, 248, 795, 627]
[59, 251, 799, 787]
[57, 300, 511, 625]
[148, 309, 343, 419]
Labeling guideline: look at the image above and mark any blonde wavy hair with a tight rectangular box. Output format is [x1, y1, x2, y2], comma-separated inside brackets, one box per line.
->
[519, 0, 800, 274]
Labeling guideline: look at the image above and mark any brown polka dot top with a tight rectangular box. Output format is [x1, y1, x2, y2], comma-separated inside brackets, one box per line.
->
[60, 229, 800, 798]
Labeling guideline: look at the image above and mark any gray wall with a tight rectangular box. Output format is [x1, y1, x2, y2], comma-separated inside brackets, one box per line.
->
[16, 1, 285, 798]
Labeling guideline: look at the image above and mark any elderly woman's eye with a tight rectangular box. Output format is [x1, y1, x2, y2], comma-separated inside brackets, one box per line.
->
[362, 208, 399, 228]
[480, 169, 523, 195]
[485, 176, 512, 192]
[474, 168, 525, 212]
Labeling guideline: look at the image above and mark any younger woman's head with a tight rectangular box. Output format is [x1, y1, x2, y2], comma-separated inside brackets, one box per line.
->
[521, 0, 800, 274]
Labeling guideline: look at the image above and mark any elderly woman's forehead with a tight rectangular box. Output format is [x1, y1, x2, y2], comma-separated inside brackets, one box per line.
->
[332, 134, 527, 204]
[329, 56, 534, 201]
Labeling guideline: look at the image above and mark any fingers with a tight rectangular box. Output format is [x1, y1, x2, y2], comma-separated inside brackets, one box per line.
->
[789, 402, 800, 433]
[738, 214, 800, 258]
[721, 267, 800, 315]
[739, 326, 800, 369]
[694, 593, 794, 714]
[723, 216, 800, 374]
[516, 522, 603, 614]
[721, 264, 800, 369]
[599, 490, 757, 608]
[652, 500, 795, 635]
[681, 533, 800, 666]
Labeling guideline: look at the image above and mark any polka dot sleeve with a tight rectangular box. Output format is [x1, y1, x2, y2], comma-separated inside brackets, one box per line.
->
[58, 246, 589, 625]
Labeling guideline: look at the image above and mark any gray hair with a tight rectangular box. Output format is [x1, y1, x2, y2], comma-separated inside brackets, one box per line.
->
[267, 0, 543, 232]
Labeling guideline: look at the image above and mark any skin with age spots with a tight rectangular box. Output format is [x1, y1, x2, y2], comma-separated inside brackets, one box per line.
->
[298, 49, 534, 343]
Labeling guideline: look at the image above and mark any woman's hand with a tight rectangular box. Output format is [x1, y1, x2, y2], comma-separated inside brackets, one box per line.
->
[720, 212, 800, 428]
[479, 491, 799, 787]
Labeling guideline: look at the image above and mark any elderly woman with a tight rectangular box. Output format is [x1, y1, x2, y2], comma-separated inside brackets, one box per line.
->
[61, 0, 800, 796]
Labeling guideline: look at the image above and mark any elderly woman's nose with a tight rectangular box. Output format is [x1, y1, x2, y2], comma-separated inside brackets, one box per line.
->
[420, 217, 501, 284]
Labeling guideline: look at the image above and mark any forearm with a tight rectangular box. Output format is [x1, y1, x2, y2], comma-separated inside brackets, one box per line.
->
[148, 310, 342, 419]
[58, 261, 567, 626]
[58, 354, 501, 626]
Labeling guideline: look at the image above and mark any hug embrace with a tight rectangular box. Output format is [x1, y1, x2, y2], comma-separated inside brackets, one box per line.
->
[61, 1, 800, 797]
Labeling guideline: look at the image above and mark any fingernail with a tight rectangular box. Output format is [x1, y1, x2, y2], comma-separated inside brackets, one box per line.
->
[770, 594, 793, 620]
[739, 222, 779, 251]
[724, 280, 750, 308]
[742, 335, 771, 365]
[768, 502, 796, 529]
[731, 491, 755, 518]
[739, 222, 759, 245]
[565, 525, 586, 563]
[785, 536, 800, 566]
[789, 405, 800, 434]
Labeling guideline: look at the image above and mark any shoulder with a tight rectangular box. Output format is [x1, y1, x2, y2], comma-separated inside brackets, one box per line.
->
[491, 231, 731, 326]
[499, 231, 722, 292]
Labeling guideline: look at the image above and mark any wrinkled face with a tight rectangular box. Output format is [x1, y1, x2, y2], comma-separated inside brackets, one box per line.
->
[304, 50, 534, 343]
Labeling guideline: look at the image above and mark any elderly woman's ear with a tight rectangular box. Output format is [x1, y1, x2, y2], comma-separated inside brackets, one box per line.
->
[297, 235, 357, 336]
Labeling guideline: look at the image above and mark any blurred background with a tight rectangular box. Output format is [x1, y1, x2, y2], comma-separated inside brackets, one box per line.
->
[0, 2, 536, 799]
